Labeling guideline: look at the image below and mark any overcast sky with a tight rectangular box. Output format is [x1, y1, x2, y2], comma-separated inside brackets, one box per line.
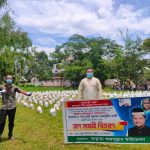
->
[7, 0, 150, 53]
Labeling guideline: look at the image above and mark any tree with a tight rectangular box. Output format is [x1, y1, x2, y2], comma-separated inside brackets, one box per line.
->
[0, 0, 7, 8]
[0, 2, 32, 82]
[0, 12, 32, 50]
[27, 51, 52, 81]
[119, 30, 148, 83]
[142, 38, 150, 53]
[50, 34, 118, 83]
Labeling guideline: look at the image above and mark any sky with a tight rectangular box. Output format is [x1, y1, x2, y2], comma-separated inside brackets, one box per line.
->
[6, 0, 150, 54]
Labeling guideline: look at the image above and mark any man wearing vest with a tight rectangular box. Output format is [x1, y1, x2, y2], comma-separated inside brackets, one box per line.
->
[0, 75, 32, 141]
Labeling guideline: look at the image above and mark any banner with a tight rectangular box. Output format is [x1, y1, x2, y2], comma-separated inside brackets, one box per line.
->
[62, 97, 150, 143]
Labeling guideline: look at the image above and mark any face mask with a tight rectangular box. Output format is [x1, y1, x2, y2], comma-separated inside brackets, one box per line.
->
[86, 73, 93, 78]
[6, 79, 12, 84]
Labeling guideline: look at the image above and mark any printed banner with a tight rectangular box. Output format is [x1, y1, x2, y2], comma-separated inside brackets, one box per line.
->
[62, 97, 150, 143]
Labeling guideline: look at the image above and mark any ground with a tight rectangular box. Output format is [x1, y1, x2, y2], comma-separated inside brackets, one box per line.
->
[0, 87, 149, 150]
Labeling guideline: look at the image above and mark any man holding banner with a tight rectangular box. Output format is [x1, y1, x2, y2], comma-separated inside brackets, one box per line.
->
[78, 68, 103, 100]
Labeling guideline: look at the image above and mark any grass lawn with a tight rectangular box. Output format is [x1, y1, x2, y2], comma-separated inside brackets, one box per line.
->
[19, 86, 77, 92]
[0, 87, 149, 150]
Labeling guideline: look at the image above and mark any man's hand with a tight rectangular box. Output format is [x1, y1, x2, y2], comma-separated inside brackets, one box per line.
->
[0, 90, 6, 93]
[27, 92, 32, 96]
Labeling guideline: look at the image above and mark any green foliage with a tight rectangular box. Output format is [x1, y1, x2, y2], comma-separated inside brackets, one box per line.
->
[0, 47, 16, 79]
[142, 67, 150, 81]
[0, 6, 33, 81]
[19, 86, 75, 92]
[120, 33, 146, 83]
[64, 65, 83, 82]
[0, 0, 7, 8]
[50, 34, 118, 83]
[0, 3, 52, 82]
[0, 12, 32, 50]
[49, 33, 149, 85]
[17, 83, 37, 88]
[141, 38, 150, 52]
[27, 51, 52, 81]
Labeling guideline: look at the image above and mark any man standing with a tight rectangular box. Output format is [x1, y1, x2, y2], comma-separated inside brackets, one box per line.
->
[128, 108, 150, 136]
[0, 75, 32, 140]
[78, 68, 103, 100]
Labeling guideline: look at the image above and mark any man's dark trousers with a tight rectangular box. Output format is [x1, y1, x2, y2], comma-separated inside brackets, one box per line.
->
[0, 107, 16, 138]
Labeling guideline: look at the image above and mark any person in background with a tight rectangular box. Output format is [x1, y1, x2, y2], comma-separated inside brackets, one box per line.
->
[141, 98, 150, 115]
[0, 75, 32, 141]
[78, 68, 103, 100]
[126, 79, 136, 91]
[128, 108, 150, 136]
[113, 82, 121, 90]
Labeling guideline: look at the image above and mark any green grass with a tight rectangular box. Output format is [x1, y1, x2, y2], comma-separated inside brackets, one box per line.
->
[0, 105, 149, 150]
[19, 86, 77, 92]
[0, 87, 149, 150]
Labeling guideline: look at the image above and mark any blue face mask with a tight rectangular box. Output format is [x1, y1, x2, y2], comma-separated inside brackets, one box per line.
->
[6, 79, 12, 84]
[86, 73, 93, 78]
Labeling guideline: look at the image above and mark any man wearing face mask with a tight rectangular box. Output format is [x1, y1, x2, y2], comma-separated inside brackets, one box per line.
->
[78, 68, 103, 100]
[0, 75, 32, 141]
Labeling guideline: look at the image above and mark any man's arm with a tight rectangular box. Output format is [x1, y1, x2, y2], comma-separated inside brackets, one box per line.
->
[97, 79, 103, 99]
[0, 85, 3, 91]
[0, 85, 6, 93]
[15, 87, 32, 96]
[78, 80, 83, 100]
